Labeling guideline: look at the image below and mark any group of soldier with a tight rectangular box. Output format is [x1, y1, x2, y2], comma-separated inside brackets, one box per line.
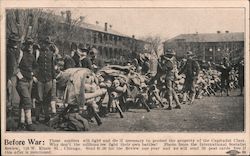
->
[7, 34, 61, 130]
[6, 32, 244, 131]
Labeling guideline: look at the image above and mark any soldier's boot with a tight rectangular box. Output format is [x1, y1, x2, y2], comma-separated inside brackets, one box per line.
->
[173, 91, 181, 109]
[93, 112, 102, 126]
[43, 103, 51, 123]
[34, 103, 40, 124]
[116, 103, 124, 118]
[17, 109, 26, 130]
[50, 101, 57, 119]
[51, 101, 57, 115]
[25, 109, 35, 131]
[140, 98, 150, 112]
[165, 95, 172, 110]
[182, 93, 187, 104]
[189, 93, 195, 105]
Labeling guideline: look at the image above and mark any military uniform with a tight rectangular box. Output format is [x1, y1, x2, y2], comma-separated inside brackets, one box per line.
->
[7, 40, 20, 108]
[162, 49, 181, 110]
[179, 51, 200, 104]
[36, 38, 56, 122]
[16, 37, 38, 130]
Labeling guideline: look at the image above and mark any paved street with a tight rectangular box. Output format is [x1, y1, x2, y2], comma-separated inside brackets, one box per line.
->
[90, 89, 244, 132]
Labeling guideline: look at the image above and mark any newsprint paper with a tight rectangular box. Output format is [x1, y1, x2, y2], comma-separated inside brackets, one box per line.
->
[1, 0, 249, 155]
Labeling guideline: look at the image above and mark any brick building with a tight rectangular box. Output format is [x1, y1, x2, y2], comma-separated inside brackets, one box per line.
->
[163, 32, 244, 64]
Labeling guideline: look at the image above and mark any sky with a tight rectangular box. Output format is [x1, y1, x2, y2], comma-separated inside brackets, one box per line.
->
[51, 8, 245, 40]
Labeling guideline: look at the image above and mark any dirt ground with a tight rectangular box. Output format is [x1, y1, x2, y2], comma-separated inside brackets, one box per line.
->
[90, 90, 244, 132]
[6, 89, 244, 132]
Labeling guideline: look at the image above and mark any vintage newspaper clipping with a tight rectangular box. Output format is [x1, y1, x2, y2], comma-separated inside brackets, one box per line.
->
[1, 0, 249, 155]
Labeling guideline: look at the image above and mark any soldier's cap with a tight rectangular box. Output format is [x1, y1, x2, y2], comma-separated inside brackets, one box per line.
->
[90, 48, 98, 55]
[25, 37, 34, 45]
[187, 51, 195, 56]
[45, 36, 53, 44]
[33, 44, 40, 49]
[8, 33, 21, 42]
[104, 60, 111, 63]
[165, 49, 176, 55]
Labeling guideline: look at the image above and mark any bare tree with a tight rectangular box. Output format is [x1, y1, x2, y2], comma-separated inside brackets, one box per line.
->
[140, 35, 163, 58]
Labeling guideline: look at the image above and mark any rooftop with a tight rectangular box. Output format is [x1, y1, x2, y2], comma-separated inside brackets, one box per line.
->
[164, 32, 244, 43]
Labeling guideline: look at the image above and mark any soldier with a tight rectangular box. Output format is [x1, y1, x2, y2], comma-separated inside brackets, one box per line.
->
[179, 51, 200, 105]
[89, 48, 104, 72]
[71, 43, 80, 67]
[35, 36, 56, 123]
[212, 57, 231, 96]
[79, 48, 92, 70]
[162, 49, 181, 110]
[6, 33, 21, 109]
[16, 37, 38, 131]
[237, 59, 244, 96]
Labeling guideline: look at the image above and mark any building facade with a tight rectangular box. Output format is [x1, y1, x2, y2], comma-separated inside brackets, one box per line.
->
[163, 32, 244, 64]
[37, 11, 147, 65]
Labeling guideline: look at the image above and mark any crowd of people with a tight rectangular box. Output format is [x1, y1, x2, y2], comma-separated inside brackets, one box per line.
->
[6, 33, 244, 131]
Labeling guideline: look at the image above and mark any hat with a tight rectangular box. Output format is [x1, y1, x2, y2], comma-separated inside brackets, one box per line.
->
[78, 48, 88, 58]
[45, 36, 53, 44]
[8, 33, 20, 42]
[25, 37, 34, 45]
[33, 44, 40, 50]
[187, 51, 194, 56]
[165, 49, 176, 55]
[90, 48, 98, 55]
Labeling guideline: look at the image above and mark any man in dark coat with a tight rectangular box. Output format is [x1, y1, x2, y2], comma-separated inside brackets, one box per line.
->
[179, 51, 200, 104]
[6, 33, 21, 109]
[237, 59, 244, 96]
[16, 37, 38, 130]
[79, 48, 92, 70]
[35, 36, 56, 123]
[213, 57, 231, 96]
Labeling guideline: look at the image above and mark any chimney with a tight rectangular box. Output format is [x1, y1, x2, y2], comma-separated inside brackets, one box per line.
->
[217, 31, 221, 34]
[109, 24, 112, 29]
[65, 10, 72, 23]
[132, 35, 135, 38]
[104, 22, 108, 31]
[96, 21, 99, 25]
[225, 30, 229, 33]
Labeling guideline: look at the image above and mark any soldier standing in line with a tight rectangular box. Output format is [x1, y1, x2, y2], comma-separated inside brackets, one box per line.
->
[162, 49, 181, 110]
[6, 33, 21, 110]
[35, 36, 56, 123]
[16, 37, 38, 131]
[179, 51, 200, 105]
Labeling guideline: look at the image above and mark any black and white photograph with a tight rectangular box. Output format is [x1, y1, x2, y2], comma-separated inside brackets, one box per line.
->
[5, 7, 245, 132]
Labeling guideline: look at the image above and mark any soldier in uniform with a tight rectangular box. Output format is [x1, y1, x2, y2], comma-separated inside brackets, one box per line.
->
[79, 48, 92, 70]
[179, 51, 200, 105]
[162, 49, 181, 110]
[71, 43, 80, 67]
[35, 36, 56, 123]
[16, 37, 38, 130]
[89, 47, 104, 72]
[6, 33, 21, 109]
